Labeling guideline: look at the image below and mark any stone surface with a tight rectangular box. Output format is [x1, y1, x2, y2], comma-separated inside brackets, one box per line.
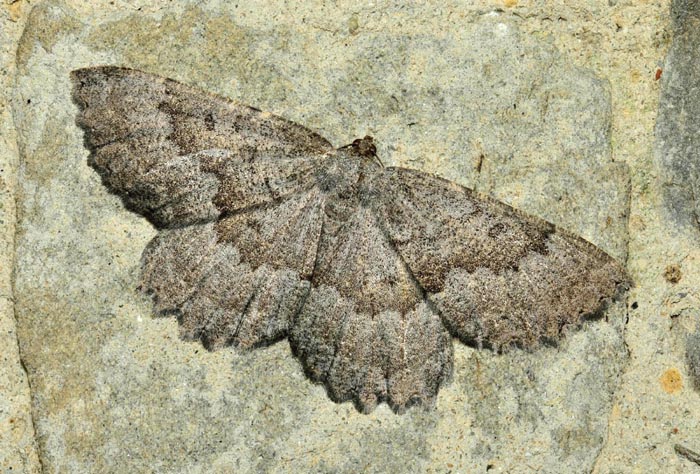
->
[595, 0, 700, 470]
[4, 0, 697, 473]
[12, 2, 630, 472]
[657, 0, 700, 239]
[0, 0, 41, 473]
[686, 329, 700, 391]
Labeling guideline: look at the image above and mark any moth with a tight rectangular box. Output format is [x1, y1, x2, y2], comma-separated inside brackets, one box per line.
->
[72, 66, 629, 413]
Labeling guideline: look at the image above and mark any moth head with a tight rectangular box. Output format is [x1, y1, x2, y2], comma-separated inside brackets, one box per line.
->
[341, 135, 383, 170]
[351, 135, 377, 158]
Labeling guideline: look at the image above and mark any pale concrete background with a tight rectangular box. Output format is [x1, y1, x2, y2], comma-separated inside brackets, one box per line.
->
[3, 0, 700, 473]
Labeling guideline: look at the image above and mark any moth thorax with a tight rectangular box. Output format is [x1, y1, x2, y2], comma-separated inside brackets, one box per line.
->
[321, 147, 380, 194]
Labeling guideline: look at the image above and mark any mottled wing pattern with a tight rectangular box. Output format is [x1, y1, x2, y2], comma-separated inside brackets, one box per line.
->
[140, 190, 324, 349]
[74, 66, 630, 413]
[72, 66, 332, 227]
[289, 198, 453, 412]
[72, 66, 330, 349]
[375, 167, 629, 350]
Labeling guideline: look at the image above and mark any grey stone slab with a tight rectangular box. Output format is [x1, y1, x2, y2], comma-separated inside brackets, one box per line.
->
[686, 328, 700, 391]
[652, 3, 700, 466]
[656, 0, 700, 238]
[11, 2, 630, 472]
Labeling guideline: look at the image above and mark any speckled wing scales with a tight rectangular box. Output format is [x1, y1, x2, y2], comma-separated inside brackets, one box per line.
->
[73, 66, 630, 413]
[71, 66, 332, 227]
[375, 167, 630, 350]
[140, 189, 324, 350]
[289, 201, 453, 413]
[72, 66, 331, 349]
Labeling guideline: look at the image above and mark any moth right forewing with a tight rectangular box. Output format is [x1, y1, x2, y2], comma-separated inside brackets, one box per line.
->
[373, 166, 629, 350]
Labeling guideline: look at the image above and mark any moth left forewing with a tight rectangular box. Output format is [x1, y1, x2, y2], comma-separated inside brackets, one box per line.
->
[72, 66, 334, 228]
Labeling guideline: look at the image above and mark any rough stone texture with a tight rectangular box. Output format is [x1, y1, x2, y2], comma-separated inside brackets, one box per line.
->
[596, 0, 700, 471]
[3, 0, 694, 473]
[0, 1, 42, 473]
[596, 0, 700, 470]
[657, 0, 700, 239]
[686, 329, 700, 391]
